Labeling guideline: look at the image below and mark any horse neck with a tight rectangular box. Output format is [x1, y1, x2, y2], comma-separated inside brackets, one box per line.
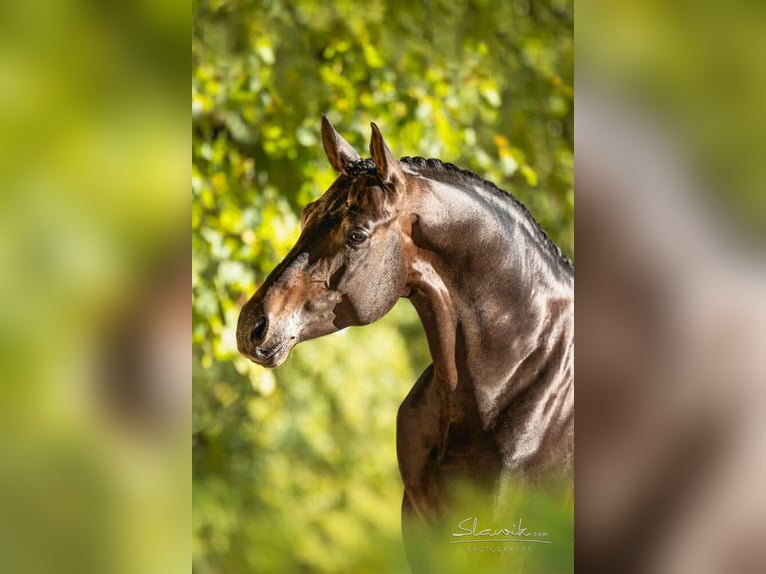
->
[404, 176, 574, 426]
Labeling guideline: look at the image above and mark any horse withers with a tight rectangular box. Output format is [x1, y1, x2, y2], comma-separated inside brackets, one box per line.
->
[237, 116, 574, 568]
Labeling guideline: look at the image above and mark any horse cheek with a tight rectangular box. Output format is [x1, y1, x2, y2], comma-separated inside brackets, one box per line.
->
[363, 237, 406, 323]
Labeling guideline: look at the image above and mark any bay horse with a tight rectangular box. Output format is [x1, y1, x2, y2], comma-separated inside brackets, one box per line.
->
[237, 116, 574, 565]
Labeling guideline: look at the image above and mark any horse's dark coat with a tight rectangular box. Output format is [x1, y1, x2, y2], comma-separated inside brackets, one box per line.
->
[237, 117, 574, 566]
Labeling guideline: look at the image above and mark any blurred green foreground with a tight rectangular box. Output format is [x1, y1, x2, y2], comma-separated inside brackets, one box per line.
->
[192, 1, 573, 572]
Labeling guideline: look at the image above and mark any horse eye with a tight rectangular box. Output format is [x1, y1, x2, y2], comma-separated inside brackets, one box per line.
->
[347, 229, 369, 245]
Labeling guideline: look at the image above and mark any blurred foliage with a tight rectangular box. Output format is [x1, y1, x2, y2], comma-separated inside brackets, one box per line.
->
[192, 0, 573, 572]
[578, 0, 766, 241]
[0, 0, 188, 573]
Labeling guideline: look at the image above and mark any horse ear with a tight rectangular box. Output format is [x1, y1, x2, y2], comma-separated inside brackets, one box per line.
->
[321, 114, 361, 172]
[370, 122, 404, 186]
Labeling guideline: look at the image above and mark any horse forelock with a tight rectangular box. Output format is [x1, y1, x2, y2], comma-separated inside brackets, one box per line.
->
[342, 158, 377, 177]
[313, 165, 383, 220]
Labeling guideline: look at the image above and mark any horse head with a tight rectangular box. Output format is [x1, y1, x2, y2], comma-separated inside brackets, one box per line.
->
[237, 117, 412, 367]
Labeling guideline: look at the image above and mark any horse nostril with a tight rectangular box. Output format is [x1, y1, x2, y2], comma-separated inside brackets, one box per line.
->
[250, 316, 268, 344]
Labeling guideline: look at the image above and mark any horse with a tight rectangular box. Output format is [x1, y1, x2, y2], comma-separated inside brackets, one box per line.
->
[236, 116, 574, 567]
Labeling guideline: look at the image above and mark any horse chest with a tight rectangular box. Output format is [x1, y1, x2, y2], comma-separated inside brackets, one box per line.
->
[396, 365, 504, 516]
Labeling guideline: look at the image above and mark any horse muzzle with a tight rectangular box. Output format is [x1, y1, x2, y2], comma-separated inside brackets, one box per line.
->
[236, 305, 297, 368]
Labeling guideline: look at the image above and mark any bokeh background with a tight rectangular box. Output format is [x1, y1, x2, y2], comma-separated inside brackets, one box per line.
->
[577, 1, 766, 573]
[0, 0, 188, 573]
[192, 1, 573, 572]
